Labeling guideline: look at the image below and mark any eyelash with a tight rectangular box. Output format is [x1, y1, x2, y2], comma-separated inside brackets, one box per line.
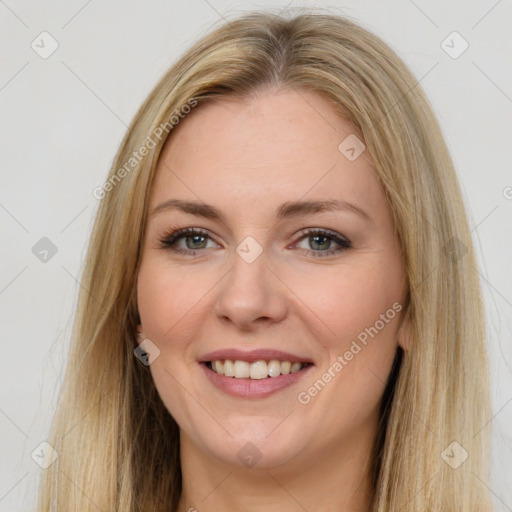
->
[158, 227, 351, 258]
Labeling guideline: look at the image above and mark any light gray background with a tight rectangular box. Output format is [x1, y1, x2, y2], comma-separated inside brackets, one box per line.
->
[1, 1, 511, 510]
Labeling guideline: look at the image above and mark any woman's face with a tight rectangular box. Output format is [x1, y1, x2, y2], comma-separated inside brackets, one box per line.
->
[137, 88, 408, 469]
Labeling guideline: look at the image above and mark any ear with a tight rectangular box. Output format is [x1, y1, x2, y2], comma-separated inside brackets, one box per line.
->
[397, 316, 412, 352]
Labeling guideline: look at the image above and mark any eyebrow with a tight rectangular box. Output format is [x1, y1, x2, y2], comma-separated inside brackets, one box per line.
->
[149, 198, 371, 222]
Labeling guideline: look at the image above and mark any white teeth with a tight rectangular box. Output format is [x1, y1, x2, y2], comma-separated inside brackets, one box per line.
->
[249, 360, 268, 379]
[208, 359, 309, 378]
[280, 361, 291, 374]
[234, 360, 250, 378]
[223, 359, 234, 377]
[267, 360, 281, 377]
[212, 360, 224, 375]
[290, 362, 302, 373]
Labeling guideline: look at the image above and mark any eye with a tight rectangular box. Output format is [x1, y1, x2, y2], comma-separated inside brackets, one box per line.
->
[293, 228, 351, 257]
[158, 227, 219, 255]
[158, 227, 351, 258]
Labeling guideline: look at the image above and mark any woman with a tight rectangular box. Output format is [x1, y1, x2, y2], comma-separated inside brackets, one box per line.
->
[38, 10, 492, 512]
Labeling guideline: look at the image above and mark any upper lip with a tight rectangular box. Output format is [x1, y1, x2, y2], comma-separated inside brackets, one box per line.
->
[198, 348, 314, 364]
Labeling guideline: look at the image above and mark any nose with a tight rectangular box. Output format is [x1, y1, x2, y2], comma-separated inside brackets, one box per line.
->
[213, 247, 288, 331]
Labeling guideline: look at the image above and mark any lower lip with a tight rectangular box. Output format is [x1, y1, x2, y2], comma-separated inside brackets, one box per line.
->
[200, 363, 314, 398]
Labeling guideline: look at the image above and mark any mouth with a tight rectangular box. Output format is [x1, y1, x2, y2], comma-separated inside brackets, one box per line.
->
[199, 354, 315, 398]
[203, 359, 313, 379]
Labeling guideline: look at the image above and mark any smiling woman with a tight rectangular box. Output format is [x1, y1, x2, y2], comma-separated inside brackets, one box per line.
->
[37, 9, 492, 512]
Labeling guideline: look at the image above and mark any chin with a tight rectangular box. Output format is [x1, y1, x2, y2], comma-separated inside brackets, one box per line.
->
[189, 419, 306, 470]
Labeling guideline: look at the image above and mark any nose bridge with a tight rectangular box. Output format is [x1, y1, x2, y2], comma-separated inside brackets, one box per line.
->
[233, 240, 267, 286]
[214, 239, 287, 327]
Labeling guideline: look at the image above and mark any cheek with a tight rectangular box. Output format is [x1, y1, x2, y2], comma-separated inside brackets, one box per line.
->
[136, 259, 212, 427]
[290, 256, 403, 420]
[295, 257, 403, 350]
[136, 258, 217, 343]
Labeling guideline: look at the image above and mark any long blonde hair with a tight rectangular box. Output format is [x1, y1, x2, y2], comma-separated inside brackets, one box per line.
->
[38, 9, 492, 511]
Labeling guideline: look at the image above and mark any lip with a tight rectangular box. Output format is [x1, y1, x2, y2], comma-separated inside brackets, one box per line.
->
[198, 348, 314, 364]
[200, 361, 314, 399]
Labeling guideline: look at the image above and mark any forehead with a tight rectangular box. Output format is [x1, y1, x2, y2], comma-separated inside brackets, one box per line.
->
[150, 88, 383, 216]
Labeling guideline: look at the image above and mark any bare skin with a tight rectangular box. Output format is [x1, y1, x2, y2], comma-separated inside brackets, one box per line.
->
[137, 87, 408, 512]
